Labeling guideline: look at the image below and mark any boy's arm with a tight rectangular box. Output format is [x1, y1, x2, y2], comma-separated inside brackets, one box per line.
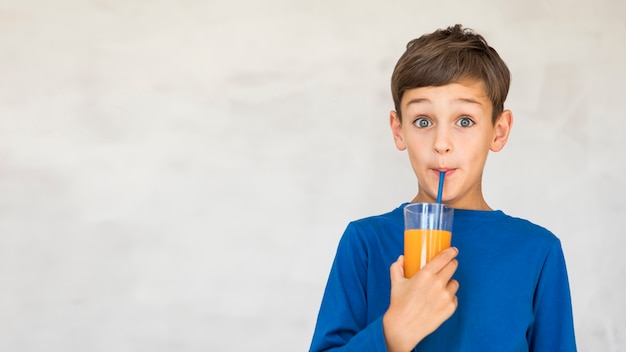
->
[528, 239, 577, 351]
[309, 224, 389, 351]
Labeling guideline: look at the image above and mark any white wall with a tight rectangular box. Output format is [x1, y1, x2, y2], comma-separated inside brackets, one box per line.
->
[1, 1, 624, 351]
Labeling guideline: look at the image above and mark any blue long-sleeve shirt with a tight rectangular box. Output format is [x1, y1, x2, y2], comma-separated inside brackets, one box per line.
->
[310, 204, 576, 351]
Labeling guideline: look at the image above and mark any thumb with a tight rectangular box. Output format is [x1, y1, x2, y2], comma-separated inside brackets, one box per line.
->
[389, 255, 405, 283]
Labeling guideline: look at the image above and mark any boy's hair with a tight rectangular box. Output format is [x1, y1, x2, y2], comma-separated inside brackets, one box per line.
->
[391, 24, 510, 123]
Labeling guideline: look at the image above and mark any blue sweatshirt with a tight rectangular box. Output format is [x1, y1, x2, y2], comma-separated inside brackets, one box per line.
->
[310, 204, 576, 351]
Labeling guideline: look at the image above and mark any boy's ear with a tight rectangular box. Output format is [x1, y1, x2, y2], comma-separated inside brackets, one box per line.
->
[390, 111, 407, 151]
[490, 109, 514, 152]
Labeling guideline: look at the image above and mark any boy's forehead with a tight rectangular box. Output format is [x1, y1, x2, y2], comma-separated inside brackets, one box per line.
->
[400, 80, 490, 107]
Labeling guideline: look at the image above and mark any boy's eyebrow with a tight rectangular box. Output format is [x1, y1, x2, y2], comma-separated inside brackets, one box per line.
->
[455, 97, 483, 105]
[405, 98, 430, 106]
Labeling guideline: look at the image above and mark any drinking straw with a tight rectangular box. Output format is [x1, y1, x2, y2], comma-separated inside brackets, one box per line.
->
[436, 171, 445, 203]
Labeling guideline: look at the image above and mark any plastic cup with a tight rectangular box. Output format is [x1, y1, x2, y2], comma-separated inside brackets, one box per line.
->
[403, 203, 454, 278]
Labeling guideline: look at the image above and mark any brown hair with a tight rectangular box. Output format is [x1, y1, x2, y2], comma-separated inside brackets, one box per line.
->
[391, 24, 510, 123]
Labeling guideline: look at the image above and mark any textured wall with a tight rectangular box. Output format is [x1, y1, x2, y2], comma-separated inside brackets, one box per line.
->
[1, 1, 625, 351]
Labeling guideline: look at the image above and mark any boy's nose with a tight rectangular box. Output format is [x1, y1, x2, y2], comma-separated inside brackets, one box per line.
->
[434, 144, 452, 154]
[433, 128, 453, 154]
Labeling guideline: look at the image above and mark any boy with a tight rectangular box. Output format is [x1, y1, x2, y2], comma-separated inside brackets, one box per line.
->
[309, 25, 576, 351]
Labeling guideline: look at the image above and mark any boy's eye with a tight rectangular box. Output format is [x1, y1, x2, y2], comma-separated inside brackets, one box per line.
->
[456, 117, 474, 128]
[413, 117, 432, 128]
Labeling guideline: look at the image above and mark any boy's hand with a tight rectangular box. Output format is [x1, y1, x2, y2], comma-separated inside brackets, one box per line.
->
[382, 247, 459, 352]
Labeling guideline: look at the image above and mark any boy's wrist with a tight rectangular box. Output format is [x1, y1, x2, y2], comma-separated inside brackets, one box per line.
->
[382, 311, 423, 352]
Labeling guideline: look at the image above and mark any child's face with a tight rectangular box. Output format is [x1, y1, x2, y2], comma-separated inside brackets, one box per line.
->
[390, 80, 512, 210]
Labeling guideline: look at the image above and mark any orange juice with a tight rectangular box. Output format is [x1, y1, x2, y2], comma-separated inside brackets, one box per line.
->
[404, 229, 452, 278]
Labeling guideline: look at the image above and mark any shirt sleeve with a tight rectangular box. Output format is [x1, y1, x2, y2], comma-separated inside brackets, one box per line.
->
[528, 239, 577, 351]
[309, 223, 389, 352]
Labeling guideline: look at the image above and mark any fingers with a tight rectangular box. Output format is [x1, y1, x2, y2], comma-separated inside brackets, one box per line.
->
[424, 247, 459, 274]
[438, 255, 458, 281]
[389, 255, 405, 283]
[393, 249, 459, 286]
[447, 279, 460, 295]
[446, 279, 460, 312]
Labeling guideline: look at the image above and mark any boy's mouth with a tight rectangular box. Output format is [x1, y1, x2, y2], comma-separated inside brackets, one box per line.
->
[432, 168, 456, 176]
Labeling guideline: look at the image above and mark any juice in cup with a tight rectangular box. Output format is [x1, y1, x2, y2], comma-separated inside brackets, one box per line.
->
[403, 202, 454, 279]
[404, 228, 452, 278]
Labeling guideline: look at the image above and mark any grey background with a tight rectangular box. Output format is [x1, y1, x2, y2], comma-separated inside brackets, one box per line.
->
[1, 0, 625, 351]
